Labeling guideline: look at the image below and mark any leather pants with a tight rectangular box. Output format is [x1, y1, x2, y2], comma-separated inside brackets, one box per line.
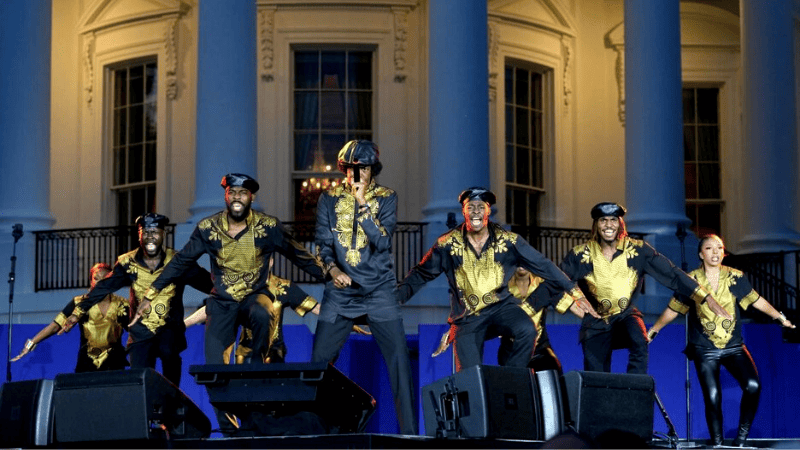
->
[690, 344, 760, 446]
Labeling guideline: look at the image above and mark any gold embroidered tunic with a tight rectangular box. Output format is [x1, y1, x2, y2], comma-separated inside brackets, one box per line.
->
[145, 210, 324, 304]
[668, 266, 760, 349]
[78, 248, 213, 345]
[560, 236, 711, 341]
[55, 293, 130, 370]
[399, 222, 581, 323]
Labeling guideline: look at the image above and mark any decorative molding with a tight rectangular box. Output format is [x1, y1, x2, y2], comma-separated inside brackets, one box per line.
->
[613, 45, 625, 124]
[164, 17, 179, 100]
[259, 8, 276, 82]
[392, 7, 409, 82]
[488, 22, 499, 102]
[561, 35, 573, 114]
[83, 34, 96, 107]
[607, 23, 626, 124]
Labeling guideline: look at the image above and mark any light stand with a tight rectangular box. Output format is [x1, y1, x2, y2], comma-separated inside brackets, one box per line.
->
[6, 223, 24, 382]
[675, 223, 698, 447]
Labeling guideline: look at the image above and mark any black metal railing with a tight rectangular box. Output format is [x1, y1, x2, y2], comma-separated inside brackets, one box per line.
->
[725, 250, 799, 322]
[34, 225, 176, 291]
[271, 222, 428, 283]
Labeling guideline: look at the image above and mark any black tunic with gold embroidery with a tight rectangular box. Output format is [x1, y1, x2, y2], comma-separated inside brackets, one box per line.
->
[315, 182, 399, 321]
[668, 266, 760, 349]
[57, 293, 130, 371]
[78, 248, 213, 345]
[399, 222, 581, 323]
[146, 210, 325, 303]
[560, 236, 711, 341]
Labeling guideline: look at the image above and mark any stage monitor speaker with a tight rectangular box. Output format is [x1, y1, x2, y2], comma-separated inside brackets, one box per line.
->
[563, 371, 654, 442]
[52, 368, 211, 444]
[189, 362, 375, 434]
[422, 365, 542, 440]
[0, 379, 54, 448]
[536, 369, 566, 440]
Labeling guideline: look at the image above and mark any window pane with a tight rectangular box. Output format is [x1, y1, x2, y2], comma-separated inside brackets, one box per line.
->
[696, 88, 718, 124]
[505, 187, 514, 224]
[114, 147, 125, 185]
[683, 126, 696, 161]
[515, 107, 529, 145]
[533, 150, 543, 189]
[682, 88, 695, 124]
[347, 92, 372, 130]
[320, 92, 346, 129]
[129, 104, 144, 144]
[515, 67, 529, 107]
[294, 133, 318, 171]
[145, 64, 157, 102]
[504, 66, 513, 103]
[320, 133, 346, 168]
[321, 51, 345, 89]
[294, 178, 340, 222]
[145, 103, 157, 141]
[117, 191, 129, 227]
[505, 144, 514, 182]
[294, 92, 319, 129]
[114, 109, 126, 146]
[129, 65, 144, 105]
[696, 203, 721, 236]
[697, 125, 719, 161]
[348, 51, 372, 89]
[130, 187, 147, 219]
[532, 111, 542, 149]
[145, 142, 156, 181]
[115, 70, 128, 106]
[698, 163, 720, 199]
[350, 132, 372, 141]
[685, 204, 697, 231]
[513, 189, 527, 226]
[531, 73, 542, 110]
[515, 146, 530, 185]
[505, 105, 513, 140]
[295, 51, 319, 89]
[128, 144, 143, 183]
[685, 162, 697, 199]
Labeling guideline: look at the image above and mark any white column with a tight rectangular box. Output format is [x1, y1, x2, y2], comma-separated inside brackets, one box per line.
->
[0, 0, 55, 232]
[738, 0, 800, 253]
[623, 0, 688, 237]
[187, 0, 258, 224]
[423, 0, 489, 244]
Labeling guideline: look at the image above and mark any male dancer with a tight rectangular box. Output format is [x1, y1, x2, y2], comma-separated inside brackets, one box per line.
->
[61, 213, 212, 385]
[312, 140, 417, 435]
[559, 202, 731, 374]
[399, 187, 598, 372]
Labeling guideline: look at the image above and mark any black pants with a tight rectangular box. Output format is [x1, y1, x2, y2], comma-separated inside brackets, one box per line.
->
[581, 311, 648, 374]
[312, 315, 417, 435]
[691, 344, 760, 444]
[128, 323, 186, 386]
[454, 301, 536, 371]
[75, 344, 128, 373]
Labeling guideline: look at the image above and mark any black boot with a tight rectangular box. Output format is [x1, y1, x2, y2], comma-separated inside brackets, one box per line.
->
[732, 422, 751, 447]
[710, 434, 723, 447]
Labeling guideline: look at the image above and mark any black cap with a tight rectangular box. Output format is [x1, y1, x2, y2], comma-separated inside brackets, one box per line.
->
[458, 187, 496, 206]
[337, 140, 380, 172]
[590, 202, 626, 219]
[221, 173, 259, 194]
[135, 213, 169, 229]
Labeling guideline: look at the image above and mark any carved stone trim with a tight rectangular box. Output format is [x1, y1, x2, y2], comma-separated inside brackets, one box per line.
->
[561, 35, 573, 115]
[392, 7, 409, 82]
[259, 8, 276, 82]
[488, 22, 499, 102]
[613, 45, 625, 124]
[164, 17, 179, 100]
[83, 33, 95, 107]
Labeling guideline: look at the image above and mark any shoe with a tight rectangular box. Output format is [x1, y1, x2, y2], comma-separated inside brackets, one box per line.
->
[732, 422, 751, 447]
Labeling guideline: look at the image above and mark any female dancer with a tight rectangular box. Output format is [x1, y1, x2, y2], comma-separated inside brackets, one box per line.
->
[647, 235, 794, 447]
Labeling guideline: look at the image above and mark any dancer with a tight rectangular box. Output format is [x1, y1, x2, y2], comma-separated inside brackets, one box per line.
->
[12, 263, 130, 372]
[400, 187, 597, 373]
[647, 234, 794, 447]
[61, 213, 212, 386]
[312, 140, 417, 435]
[559, 202, 730, 374]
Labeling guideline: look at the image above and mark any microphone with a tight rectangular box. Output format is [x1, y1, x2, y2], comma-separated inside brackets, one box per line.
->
[12, 224, 23, 243]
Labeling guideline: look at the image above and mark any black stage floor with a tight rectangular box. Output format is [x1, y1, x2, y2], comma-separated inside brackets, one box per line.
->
[48, 434, 800, 449]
